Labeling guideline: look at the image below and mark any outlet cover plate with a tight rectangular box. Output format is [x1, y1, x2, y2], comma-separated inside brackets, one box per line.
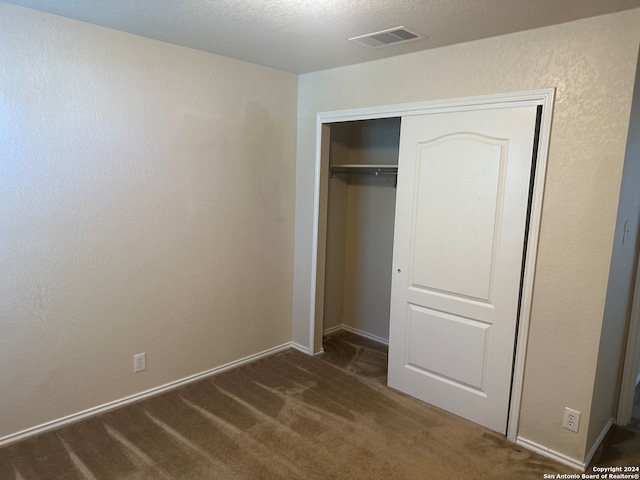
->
[562, 407, 580, 432]
[133, 353, 146, 373]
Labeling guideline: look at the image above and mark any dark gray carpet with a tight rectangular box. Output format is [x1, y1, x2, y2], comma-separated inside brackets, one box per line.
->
[0, 331, 635, 479]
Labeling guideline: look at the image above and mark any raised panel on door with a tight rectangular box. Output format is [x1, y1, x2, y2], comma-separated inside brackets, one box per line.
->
[388, 106, 538, 434]
[410, 133, 505, 303]
[406, 304, 489, 391]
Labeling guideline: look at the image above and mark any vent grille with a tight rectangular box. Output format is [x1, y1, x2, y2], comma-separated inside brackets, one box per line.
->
[349, 27, 425, 49]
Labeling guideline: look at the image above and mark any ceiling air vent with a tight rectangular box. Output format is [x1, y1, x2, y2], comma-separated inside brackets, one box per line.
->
[349, 26, 425, 49]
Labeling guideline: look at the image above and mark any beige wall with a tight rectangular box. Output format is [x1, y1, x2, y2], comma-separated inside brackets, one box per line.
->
[0, 4, 297, 440]
[590, 47, 640, 446]
[342, 175, 396, 340]
[292, 9, 640, 462]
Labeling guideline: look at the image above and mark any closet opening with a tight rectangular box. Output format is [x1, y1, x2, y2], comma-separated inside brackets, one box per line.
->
[309, 90, 554, 443]
[320, 117, 400, 351]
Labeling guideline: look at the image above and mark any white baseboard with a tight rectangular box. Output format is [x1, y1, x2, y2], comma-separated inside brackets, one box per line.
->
[517, 419, 613, 471]
[0, 341, 293, 448]
[291, 342, 324, 356]
[322, 325, 343, 336]
[516, 436, 585, 471]
[323, 324, 389, 346]
[291, 342, 311, 355]
[584, 417, 614, 468]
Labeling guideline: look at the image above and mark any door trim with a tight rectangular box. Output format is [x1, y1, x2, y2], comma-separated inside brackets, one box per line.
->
[617, 241, 640, 425]
[309, 89, 555, 442]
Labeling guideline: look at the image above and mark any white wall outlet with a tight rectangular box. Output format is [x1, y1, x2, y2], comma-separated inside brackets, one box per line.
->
[562, 407, 580, 432]
[133, 353, 146, 373]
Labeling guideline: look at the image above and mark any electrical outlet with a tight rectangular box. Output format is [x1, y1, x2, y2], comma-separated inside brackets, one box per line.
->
[562, 407, 580, 432]
[133, 353, 146, 373]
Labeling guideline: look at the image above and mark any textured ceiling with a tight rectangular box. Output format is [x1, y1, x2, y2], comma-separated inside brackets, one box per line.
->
[4, 0, 640, 74]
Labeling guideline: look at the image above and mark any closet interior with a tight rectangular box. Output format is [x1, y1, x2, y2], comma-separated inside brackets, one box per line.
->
[323, 117, 401, 345]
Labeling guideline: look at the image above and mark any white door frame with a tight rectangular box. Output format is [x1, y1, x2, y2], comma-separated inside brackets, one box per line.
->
[617, 241, 640, 425]
[308, 89, 555, 442]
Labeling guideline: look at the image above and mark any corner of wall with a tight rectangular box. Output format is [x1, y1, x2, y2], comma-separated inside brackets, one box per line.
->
[587, 43, 640, 453]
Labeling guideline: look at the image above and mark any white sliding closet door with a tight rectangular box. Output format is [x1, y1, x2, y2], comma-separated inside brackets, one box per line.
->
[388, 105, 538, 434]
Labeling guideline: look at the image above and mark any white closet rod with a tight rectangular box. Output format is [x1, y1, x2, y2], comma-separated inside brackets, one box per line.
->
[329, 164, 398, 176]
[331, 171, 397, 176]
[329, 165, 398, 186]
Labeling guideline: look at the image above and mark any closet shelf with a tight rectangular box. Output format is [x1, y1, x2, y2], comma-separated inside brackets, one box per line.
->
[329, 164, 398, 175]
